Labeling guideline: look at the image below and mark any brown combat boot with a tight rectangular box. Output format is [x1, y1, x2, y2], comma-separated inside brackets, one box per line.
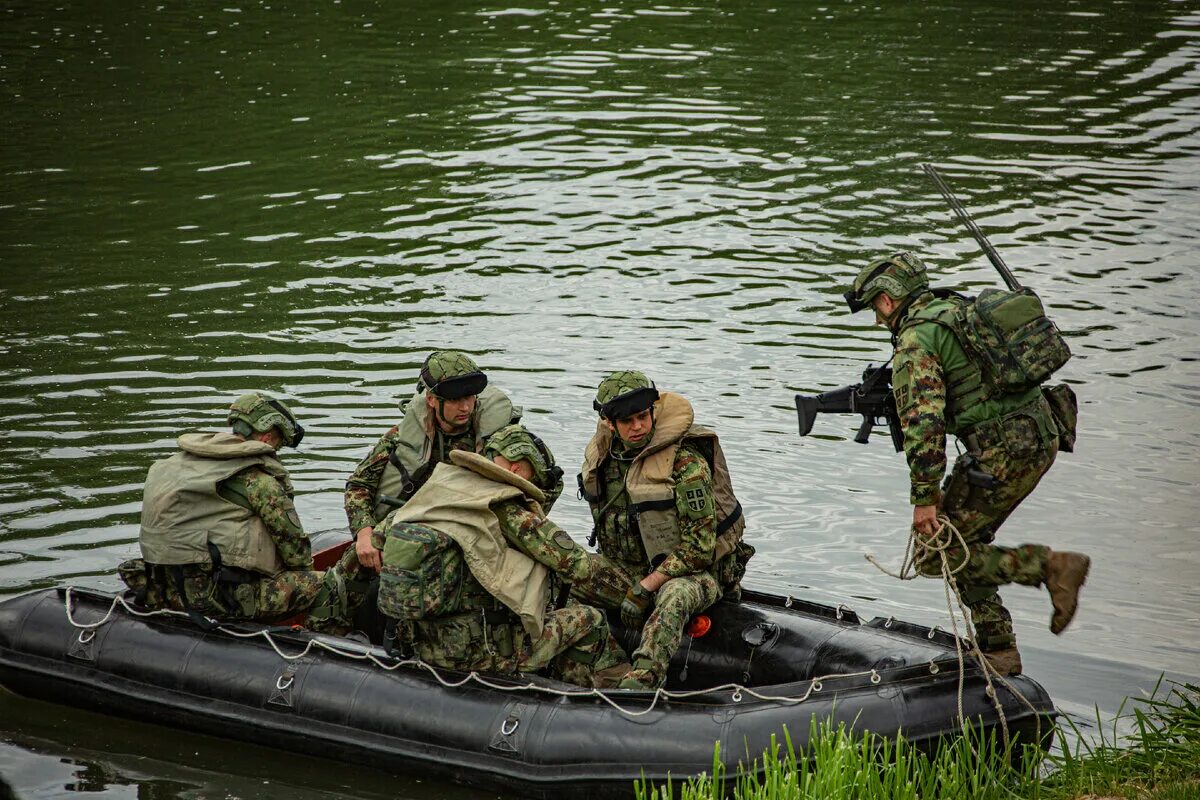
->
[1045, 550, 1091, 634]
[982, 647, 1023, 676]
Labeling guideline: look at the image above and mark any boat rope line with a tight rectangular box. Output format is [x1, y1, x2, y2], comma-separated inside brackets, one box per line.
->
[865, 515, 1045, 750]
[60, 586, 939, 720]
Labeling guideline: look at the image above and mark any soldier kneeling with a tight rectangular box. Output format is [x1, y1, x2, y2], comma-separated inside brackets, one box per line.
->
[375, 425, 629, 688]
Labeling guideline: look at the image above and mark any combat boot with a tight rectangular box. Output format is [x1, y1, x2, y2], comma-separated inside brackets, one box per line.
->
[616, 658, 659, 691]
[593, 661, 633, 689]
[1045, 550, 1090, 635]
[981, 647, 1023, 676]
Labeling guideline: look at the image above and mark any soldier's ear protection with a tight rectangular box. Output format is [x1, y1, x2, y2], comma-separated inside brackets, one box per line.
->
[267, 399, 305, 447]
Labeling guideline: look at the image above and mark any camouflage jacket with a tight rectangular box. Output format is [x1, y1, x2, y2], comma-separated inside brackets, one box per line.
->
[131, 466, 313, 611]
[378, 496, 588, 624]
[589, 441, 716, 579]
[892, 296, 1043, 506]
[343, 424, 476, 533]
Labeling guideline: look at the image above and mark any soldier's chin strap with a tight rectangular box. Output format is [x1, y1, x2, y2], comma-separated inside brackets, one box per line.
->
[434, 397, 472, 434]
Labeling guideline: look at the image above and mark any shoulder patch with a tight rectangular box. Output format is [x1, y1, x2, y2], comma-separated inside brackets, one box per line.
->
[677, 479, 714, 520]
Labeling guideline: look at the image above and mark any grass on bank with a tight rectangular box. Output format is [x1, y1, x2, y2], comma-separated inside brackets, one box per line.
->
[634, 680, 1199, 800]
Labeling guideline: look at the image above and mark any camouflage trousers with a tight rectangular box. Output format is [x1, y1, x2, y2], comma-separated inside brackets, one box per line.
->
[917, 415, 1059, 652]
[411, 602, 626, 688]
[117, 546, 371, 632]
[585, 559, 720, 689]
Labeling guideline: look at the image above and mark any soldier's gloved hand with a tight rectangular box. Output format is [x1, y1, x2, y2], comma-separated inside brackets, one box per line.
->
[620, 583, 652, 628]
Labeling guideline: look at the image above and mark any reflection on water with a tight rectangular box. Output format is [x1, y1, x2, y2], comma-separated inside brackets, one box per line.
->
[2, 0, 1199, 797]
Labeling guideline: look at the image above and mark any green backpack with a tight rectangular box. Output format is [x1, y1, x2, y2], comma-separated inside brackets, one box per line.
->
[956, 287, 1072, 394]
[376, 521, 468, 622]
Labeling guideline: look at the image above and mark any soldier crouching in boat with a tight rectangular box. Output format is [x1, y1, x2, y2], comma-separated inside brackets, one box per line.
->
[375, 424, 630, 688]
[578, 371, 753, 690]
[344, 350, 522, 573]
[118, 393, 371, 631]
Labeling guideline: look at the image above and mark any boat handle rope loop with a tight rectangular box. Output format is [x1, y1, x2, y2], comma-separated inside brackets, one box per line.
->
[865, 514, 1045, 751]
[62, 518, 1045, 724]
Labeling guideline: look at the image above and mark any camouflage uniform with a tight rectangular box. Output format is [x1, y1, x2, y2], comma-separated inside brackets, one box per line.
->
[893, 295, 1059, 650]
[380, 503, 628, 686]
[120, 466, 371, 630]
[344, 425, 476, 534]
[588, 438, 721, 688]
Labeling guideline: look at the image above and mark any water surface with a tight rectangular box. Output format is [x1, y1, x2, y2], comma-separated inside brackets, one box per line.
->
[2, 1, 1199, 796]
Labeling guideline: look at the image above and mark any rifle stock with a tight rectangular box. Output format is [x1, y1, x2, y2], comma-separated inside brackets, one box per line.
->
[794, 365, 904, 452]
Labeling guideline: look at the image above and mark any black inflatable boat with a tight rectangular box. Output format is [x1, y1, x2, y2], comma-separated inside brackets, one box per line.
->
[0, 546, 1055, 798]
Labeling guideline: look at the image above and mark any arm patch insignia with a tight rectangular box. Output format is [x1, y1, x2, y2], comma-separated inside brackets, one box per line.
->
[678, 481, 714, 520]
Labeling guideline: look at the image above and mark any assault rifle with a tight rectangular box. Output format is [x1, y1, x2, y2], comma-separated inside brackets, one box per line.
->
[795, 364, 904, 452]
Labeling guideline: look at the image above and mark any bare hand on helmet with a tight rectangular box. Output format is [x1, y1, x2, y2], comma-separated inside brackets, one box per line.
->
[355, 526, 381, 572]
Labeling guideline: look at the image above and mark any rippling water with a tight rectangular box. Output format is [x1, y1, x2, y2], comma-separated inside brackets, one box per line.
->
[2, 1, 1199, 796]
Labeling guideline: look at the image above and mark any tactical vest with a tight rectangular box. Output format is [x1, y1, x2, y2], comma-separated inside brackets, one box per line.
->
[381, 451, 550, 637]
[579, 392, 745, 565]
[372, 384, 521, 521]
[139, 432, 289, 577]
[901, 289, 1070, 406]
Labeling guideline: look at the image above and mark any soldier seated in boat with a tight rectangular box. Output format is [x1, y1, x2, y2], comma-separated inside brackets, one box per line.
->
[118, 393, 371, 630]
[376, 424, 631, 688]
[578, 371, 754, 690]
[344, 350, 522, 574]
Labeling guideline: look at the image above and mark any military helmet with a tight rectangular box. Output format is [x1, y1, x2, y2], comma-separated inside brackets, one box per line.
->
[484, 424, 561, 486]
[227, 392, 305, 447]
[593, 370, 660, 421]
[419, 350, 488, 400]
[844, 252, 930, 313]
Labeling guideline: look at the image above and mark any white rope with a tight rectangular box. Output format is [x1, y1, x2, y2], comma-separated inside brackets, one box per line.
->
[60, 587, 898, 719]
[866, 515, 1045, 750]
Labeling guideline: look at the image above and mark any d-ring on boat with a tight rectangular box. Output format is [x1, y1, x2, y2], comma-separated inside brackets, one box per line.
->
[0, 534, 1054, 799]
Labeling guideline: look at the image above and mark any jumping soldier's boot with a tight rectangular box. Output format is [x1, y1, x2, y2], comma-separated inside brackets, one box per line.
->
[616, 658, 659, 691]
[981, 647, 1023, 677]
[1045, 550, 1091, 635]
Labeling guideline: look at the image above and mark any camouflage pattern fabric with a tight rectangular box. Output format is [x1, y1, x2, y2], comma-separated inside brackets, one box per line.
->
[218, 467, 311, 569]
[623, 571, 721, 688]
[494, 498, 630, 609]
[916, 426, 1058, 651]
[120, 465, 371, 629]
[584, 440, 720, 688]
[895, 306, 1061, 652]
[119, 542, 370, 629]
[589, 441, 717, 580]
[343, 424, 477, 533]
[422, 350, 482, 389]
[595, 370, 653, 407]
[412, 603, 623, 688]
[376, 520, 502, 620]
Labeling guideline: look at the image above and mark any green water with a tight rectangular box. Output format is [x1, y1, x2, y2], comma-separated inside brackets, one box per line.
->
[2, 1, 1199, 797]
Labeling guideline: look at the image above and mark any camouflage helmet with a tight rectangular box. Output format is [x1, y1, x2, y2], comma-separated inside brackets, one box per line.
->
[844, 252, 930, 313]
[483, 424, 565, 509]
[227, 392, 305, 448]
[419, 350, 488, 400]
[593, 370, 660, 421]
